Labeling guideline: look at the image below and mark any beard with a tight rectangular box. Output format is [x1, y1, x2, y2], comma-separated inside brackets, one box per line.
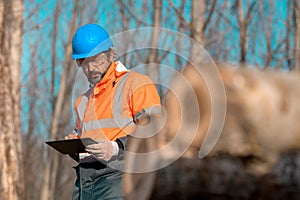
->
[86, 61, 111, 86]
[88, 71, 105, 85]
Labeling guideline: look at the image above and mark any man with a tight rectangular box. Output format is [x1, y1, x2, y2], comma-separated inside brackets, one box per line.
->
[65, 24, 161, 199]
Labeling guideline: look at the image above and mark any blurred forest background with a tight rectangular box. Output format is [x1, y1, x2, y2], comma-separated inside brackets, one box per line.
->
[1, 0, 300, 200]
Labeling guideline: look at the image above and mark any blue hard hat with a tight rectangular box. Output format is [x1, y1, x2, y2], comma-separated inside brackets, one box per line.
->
[72, 24, 113, 59]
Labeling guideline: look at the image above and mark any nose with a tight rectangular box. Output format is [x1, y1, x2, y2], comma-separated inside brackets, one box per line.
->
[87, 62, 96, 72]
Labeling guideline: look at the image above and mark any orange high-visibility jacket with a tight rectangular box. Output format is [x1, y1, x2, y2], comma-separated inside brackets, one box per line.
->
[74, 61, 161, 141]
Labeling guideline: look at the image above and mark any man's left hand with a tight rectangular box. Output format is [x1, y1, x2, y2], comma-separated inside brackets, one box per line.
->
[85, 139, 119, 161]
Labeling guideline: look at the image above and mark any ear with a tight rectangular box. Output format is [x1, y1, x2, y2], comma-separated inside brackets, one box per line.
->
[109, 49, 115, 61]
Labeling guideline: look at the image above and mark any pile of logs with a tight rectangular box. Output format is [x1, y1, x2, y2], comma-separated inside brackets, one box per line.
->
[124, 63, 300, 199]
[164, 62, 300, 173]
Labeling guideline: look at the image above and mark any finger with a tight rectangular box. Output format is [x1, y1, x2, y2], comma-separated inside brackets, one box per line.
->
[93, 152, 107, 160]
[85, 147, 106, 153]
[86, 147, 106, 155]
[85, 144, 104, 151]
[94, 139, 107, 143]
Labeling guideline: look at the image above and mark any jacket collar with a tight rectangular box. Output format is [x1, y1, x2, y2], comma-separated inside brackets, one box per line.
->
[93, 61, 129, 95]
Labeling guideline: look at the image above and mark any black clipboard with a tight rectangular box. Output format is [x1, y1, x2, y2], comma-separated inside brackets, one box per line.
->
[45, 138, 97, 154]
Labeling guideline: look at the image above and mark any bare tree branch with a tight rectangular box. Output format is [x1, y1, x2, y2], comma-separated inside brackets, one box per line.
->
[167, 0, 190, 27]
[203, 0, 217, 32]
[118, 0, 150, 26]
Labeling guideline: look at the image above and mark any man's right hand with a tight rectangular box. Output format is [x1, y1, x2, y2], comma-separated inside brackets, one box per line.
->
[64, 133, 80, 140]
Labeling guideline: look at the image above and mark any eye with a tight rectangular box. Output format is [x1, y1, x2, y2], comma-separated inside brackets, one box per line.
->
[94, 58, 102, 64]
[93, 55, 106, 65]
[81, 64, 89, 69]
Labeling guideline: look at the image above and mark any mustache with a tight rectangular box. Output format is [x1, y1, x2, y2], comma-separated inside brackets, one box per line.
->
[88, 71, 103, 78]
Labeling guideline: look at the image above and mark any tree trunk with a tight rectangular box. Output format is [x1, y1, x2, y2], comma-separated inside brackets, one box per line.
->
[294, 0, 300, 71]
[118, 0, 130, 64]
[146, 0, 162, 82]
[285, 0, 293, 70]
[265, 0, 273, 67]
[0, 0, 24, 199]
[190, 0, 206, 64]
[40, 1, 79, 199]
[236, 1, 256, 64]
[237, 0, 247, 63]
[191, 0, 206, 46]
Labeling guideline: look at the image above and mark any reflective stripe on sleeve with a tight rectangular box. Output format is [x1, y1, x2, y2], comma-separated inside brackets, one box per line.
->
[144, 105, 161, 116]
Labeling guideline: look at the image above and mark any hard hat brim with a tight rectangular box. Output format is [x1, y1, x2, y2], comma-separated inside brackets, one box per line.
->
[72, 39, 113, 60]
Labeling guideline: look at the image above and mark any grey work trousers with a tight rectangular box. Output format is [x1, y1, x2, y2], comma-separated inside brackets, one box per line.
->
[72, 162, 124, 200]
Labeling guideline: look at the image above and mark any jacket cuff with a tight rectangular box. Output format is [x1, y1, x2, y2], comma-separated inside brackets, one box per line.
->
[111, 141, 119, 156]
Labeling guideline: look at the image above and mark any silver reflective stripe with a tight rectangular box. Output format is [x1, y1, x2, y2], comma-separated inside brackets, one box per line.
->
[144, 105, 161, 116]
[77, 89, 92, 125]
[82, 117, 135, 131]
[132, 105, 161, 123]
[113, 72, 132, 128]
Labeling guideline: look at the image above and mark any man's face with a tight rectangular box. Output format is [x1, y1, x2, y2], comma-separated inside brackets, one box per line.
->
[76, 50, 113, 85]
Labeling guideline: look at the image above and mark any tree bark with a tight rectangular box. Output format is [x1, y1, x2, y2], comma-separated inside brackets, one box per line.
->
[237, 0, 247, 63]
[142, 0, 162, 96]
[294, 0, 300, 71]
[236, 0, 256, 64]
[40, 1, 79, 199]
[265, 0, 273, 67]
[0, 0, 25, 199]
[146, 0, 162, 82]
[190, 0, 206, 65]
[117, 0, 130, 64]
[191, 0, 206, 46]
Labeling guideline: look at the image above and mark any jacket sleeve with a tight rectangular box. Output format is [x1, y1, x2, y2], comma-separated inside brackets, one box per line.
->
[115, 73, 161, 157]
[116, 135, 130, 150]
[115, 135, 131, 157]
[128, 72, 161, 118]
